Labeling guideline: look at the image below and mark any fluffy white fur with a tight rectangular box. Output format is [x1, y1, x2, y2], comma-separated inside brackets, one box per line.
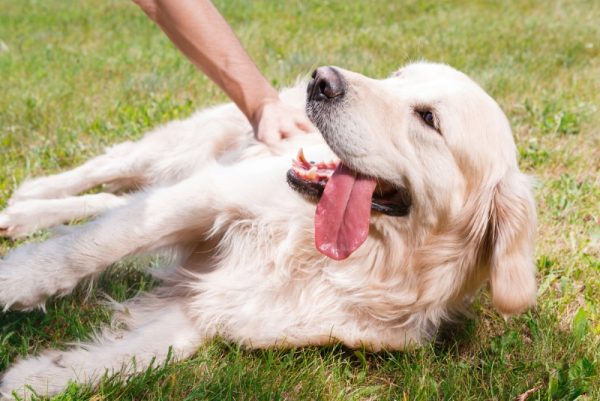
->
[0, 62, 536, 400]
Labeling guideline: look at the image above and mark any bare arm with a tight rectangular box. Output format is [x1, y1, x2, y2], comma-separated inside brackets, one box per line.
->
[133, 0, 313, 144]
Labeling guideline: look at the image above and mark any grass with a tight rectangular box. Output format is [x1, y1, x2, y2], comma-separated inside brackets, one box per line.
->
[0, 0, 599, 399]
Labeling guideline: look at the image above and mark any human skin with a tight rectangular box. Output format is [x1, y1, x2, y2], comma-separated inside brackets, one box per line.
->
[132, 0, 314, 144]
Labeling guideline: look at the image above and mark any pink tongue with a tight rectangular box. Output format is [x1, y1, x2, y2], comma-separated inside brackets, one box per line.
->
[315, 163, 377, 260]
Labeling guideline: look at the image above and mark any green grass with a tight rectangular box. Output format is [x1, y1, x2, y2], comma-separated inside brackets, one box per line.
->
[1, 0, 599, 399]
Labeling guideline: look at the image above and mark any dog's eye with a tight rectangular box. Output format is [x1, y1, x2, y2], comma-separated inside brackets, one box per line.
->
[419, 110, 435, 129]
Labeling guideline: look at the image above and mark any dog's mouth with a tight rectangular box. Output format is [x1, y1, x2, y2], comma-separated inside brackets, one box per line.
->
[287, 149, 410, 216]
[287, 149, 410, 260]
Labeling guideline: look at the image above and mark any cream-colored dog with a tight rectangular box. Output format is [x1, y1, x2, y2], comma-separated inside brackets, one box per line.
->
[0, 62, 536, 399]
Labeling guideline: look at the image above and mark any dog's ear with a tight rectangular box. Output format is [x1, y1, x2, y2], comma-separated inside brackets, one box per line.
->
[487, 171, 537, 315]
[412, 170, 536, 315]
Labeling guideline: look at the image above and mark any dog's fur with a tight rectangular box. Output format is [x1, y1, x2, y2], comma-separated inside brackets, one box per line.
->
[0, 62, 536, 399]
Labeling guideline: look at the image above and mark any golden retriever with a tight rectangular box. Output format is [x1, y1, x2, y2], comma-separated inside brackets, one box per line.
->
[0, 62, 536, 399]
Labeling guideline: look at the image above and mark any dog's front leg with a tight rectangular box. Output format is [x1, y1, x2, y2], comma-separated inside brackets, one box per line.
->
[0, 193, 130, 238]
[0, 172, 227, 310]
[8, 141, 141, 205]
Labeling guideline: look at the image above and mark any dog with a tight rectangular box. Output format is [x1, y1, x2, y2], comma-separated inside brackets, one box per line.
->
[0, 62, 536, 399]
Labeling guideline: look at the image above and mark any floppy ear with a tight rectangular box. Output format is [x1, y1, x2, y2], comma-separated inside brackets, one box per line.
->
[411, 170, 536, 315]
[488, 171, 537, 315]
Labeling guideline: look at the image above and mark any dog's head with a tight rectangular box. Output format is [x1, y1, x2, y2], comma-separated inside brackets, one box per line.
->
[290, 62, 536, 316]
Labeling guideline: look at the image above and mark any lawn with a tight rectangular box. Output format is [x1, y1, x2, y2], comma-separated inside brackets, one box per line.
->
[0, 0, 599, 400]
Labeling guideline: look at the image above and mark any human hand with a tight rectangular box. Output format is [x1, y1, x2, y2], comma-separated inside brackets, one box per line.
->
[251, 98, 315, 145]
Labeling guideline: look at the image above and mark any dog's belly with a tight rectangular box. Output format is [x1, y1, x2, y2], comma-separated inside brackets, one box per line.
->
[178, 209, 425, 350]
[160, 139, 428, 350]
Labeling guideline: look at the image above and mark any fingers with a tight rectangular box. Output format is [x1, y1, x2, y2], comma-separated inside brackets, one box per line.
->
[259, 121, 305, 144]
[294, 116, 315, 133]
[252, 98, 315, 145]
[281, 114, 316, 139]
[279, 121, 310, 138]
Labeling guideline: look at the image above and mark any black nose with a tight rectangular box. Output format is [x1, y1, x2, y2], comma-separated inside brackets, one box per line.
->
[307, 66, 346, 101]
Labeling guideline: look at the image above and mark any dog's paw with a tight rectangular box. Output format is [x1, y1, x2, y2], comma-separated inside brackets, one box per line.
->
[0, 352, 73, 400]
[0, 203, 41, 238]
[0, 239, 80, 311]
[0, 246, 55, 311]
[0, 269, 44, 312]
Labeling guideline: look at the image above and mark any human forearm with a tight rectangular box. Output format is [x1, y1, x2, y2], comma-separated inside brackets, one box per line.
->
[133, 0, 278, 122]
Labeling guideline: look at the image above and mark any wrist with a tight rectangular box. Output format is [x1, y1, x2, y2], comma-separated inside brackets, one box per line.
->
[247, 92, 279, 129]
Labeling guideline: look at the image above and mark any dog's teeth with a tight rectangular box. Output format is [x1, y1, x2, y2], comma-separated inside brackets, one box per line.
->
[306, 166, 318, 181]
[293, 167, 308, 180]
[297, 148, 310, 167]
